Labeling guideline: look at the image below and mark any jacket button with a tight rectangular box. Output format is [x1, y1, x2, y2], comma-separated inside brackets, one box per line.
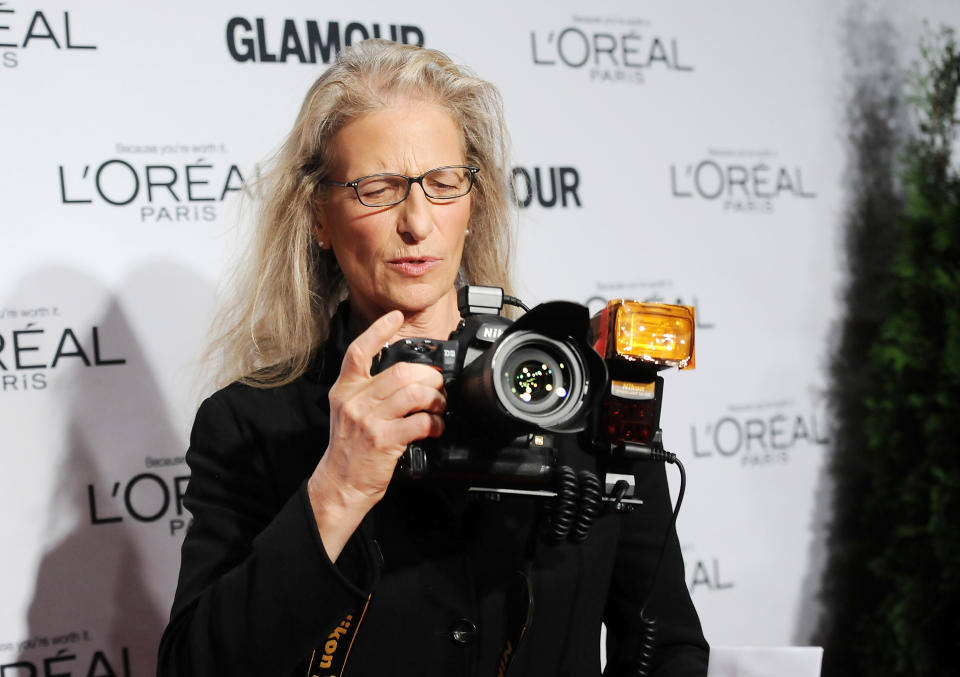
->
[450, 618, 478, 646]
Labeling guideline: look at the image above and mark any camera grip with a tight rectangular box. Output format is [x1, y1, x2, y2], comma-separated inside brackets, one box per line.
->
[372, 338, 455, 375]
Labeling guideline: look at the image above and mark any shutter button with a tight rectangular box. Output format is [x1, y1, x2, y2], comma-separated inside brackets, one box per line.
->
[450, 618, 478, 646]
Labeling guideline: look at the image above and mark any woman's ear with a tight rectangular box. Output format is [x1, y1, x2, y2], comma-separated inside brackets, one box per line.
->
[312, 203, 329, 249]
[313, 225, 327, 249]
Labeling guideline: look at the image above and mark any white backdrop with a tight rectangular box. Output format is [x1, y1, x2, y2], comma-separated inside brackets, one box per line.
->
[2, 1, 958, 674]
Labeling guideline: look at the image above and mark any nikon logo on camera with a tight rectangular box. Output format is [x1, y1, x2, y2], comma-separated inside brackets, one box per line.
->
[481, 326, 504, 341]
[670, 149, 817, 213]
[225, 16, 425, 64]
[529, 16, 693, 85]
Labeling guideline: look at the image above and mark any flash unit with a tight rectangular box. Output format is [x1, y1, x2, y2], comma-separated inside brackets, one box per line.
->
[589, 300, 695, 454]
[592, 300, 695, 369]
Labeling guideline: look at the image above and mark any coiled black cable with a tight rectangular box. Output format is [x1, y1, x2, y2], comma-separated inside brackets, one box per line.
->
[542, 466, 609, 544]
[632, 613, 657, 677]
[570, 470, 602, 543]
[538, 449, 686, 675]
[544, 465, 579, 542]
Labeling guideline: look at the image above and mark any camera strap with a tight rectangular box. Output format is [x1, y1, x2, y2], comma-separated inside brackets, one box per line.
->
[496, 567, 534, 677]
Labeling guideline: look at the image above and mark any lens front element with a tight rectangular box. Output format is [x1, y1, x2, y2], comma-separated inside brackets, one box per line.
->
[511, 359, 563, 404]
[492, 332, 585, 429]
[505, 351, 572, 411]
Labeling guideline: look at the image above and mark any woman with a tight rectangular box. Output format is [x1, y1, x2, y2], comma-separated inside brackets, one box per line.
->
[157, 39, 708, 676]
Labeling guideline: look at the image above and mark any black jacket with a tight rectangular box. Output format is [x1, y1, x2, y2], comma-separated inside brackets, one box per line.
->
[157, 306, 709, 676]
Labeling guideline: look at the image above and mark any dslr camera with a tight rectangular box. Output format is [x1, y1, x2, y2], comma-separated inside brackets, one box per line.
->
[373, 286, 696, 507]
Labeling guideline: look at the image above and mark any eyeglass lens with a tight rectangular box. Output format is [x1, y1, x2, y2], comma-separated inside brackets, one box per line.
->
[356, 167, 474, 206]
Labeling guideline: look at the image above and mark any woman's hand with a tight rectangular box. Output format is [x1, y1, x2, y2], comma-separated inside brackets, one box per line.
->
[307, 310, 446, 561]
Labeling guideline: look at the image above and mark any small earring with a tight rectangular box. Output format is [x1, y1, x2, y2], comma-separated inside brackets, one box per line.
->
[464, 229, 471, 236]
[318, 240, 325, 248]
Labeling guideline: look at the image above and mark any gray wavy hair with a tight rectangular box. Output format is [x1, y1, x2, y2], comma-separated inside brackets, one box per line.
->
[208, 39, 515, 388]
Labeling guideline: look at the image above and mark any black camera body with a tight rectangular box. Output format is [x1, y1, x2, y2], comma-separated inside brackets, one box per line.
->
[373, 286, 608, 487]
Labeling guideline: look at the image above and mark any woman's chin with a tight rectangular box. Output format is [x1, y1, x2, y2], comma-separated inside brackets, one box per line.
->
[391, 279, 457, 309]
[347, 276, 460, 325]
[369, 286, 457, 327]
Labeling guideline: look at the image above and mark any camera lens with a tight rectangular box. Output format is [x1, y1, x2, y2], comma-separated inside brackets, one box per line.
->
[511, 359, 561, 404]
[506, 355, 571, 409]
[490, 332, 585, 428]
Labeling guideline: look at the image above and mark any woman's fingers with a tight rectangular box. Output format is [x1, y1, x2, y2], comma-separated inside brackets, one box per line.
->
[338, 309, 405, 382]
[321, 310, 450, 502]
[394, 411, 445, 442]
[309, 311, 450, 557]
[366, 380, 447, 426]
[367, 360, 444, 401]
[332, 382, 445, 452]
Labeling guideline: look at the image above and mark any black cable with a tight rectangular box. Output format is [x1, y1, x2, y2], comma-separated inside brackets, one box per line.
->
[502, 294, 531, 312]
[642, 456, 685, 608]
[610, 479, 630, 511]
[544, 465, 579, 542]
[632, 614, 657, 677]
[628, 455, 686, 677]
[570, 470, 603, 543]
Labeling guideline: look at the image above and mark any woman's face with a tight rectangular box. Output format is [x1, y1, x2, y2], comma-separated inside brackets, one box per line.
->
[316, 101, 472, 325]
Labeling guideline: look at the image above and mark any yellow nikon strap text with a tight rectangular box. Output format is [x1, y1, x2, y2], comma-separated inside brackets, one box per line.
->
[306, 594, 372, 677]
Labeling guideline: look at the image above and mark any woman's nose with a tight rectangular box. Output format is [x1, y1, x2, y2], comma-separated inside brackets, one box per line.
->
[396, 183, 434, 244]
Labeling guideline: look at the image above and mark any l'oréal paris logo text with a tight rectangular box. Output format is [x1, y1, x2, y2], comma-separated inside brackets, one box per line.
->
[670, 149, 816, 213]
[0, 307, 126, 393]
[2, 640, 131, 677]
[226, 16, 424, 64]
[530, 16, 692, 85]
[0, 4, 96, 68]
[690, 398, 828, 467]
[585, 280, 716, 331]
[58, 143, 253, 223]
[682, 546, 735, 594]
[88, 466, 191, 537]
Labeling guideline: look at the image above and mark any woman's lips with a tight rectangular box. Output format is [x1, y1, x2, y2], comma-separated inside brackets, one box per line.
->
[387, 257, 441, 276]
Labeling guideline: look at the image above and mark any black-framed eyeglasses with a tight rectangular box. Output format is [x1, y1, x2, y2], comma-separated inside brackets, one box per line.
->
[321, 165, 480, 207]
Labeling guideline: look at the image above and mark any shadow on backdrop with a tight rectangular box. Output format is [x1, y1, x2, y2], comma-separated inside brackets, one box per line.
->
[11, 263, 215, 676]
